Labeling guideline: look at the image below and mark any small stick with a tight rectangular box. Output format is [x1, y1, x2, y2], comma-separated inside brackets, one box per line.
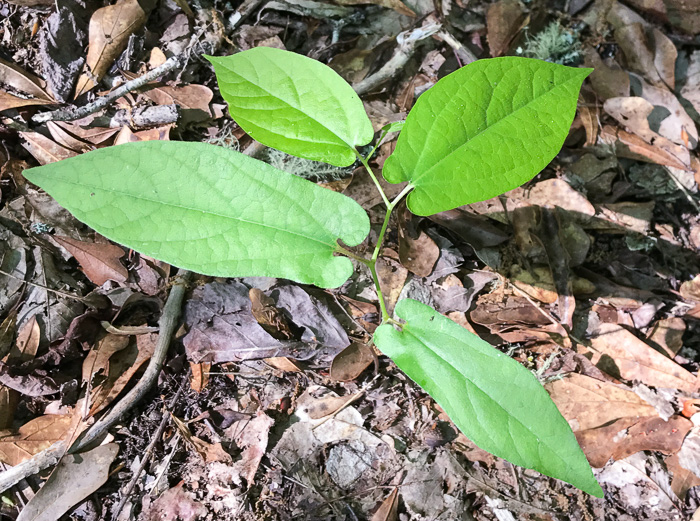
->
[30, 56, 184, 124]
[110, 385, 184, 521]
[352, 22, 442, 95]
[0, 270, 192, 493]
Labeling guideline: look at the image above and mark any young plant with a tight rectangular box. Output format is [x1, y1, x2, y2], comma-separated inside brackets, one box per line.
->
[24, 47, 601, 496]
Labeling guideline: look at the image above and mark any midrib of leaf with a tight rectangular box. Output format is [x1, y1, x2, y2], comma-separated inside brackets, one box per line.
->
[222, 67, 356, 149]
[400, 324, 567, 462]
[408, 77, 580, 185]
[43, 177, 340, 249]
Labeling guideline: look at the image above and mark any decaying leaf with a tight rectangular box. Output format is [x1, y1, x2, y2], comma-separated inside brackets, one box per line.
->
[53, 236, 128, 286]
[20, 132, 78, 166]
[16, 444, 119, 521]
[371, 488, 399, 521]
[140, 482, 206, 521]
[189, 361, 211, 393]
[74, 0, 147, 97]
[486, 1, 527, 57]
[587, 323, 697, 392]
[89, 333, 155, 415]
[398, 206, 439, 277]
[330, 342, 375, 381]
[0, 57, 55, 111]
[577, 415, 691, 467]
[230, 412, 274, 486]
[546, 373, 657, 431]
[0, 414, 73, 466]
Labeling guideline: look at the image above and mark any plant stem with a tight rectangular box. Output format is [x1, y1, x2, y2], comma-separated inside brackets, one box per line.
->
[335, 244, 371, 265]
[367, 183, 414, 322]
[354, 149, 390, 207]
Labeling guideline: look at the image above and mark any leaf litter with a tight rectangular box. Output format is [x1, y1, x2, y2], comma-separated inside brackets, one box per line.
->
[2, 0, 700, 518]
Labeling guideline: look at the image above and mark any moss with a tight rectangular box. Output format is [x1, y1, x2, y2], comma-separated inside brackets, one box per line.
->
[518, 21, 582, 66]
[265, 149, 353, 182]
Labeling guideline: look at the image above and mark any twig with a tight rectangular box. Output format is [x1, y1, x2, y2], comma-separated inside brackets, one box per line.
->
[0, 270, 192, 493]
[30, 56, 184, 124]
[352, 22, 442, 95]
[70, 270, 192, 451]
[110, 385, 184, 521]
[434, 29, 477, 65]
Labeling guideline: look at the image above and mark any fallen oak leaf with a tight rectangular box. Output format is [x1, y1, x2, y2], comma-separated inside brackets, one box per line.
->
[53, 235, 128, 286]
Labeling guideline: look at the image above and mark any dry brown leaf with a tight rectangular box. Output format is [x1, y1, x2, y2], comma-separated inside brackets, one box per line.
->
[486, 1, 527, 57]
[398, 206, 439, 277]
[667, 453, 700, 500]
[51, 121, 119, 145]
[141, 84, 213, 116]
[635, 79, 697, 148]
[265, 357, 302, 372]
[577, 415, 691, 468]
[75, 0, 147, 97]
[20, 132, 78, 165]
[330, 342, 375, 381]
[615, 23, 677, 88]
[371, 488, 399, 521]
[16, 444, 119, 521]
[648, 317, 686, 358]
[113, 125, 171, 144]
[599, 124, 690, 170]
[53, 236, 128, 286]
[89, 333, 155, 416]
[46, 122, 94, 153]
[231, 412, 274, 485]
[377, 250, 408, 316]
[189, 361, 211, 393]
[0, 414, 73, 466]
[584, 49, 630, 100]
[0, 57, 54, 102]
[0, 91, 53, 112]
[545, 372, 657, 431]
[603, 97, 692, 165]
[10, 316, 40, 364]
[82, 334, 131, 385]
[588, 323, 697, 392]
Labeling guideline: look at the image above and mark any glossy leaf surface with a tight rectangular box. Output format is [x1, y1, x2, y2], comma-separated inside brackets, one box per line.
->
[383, 57, 591, 215]
[374, 299, 603, 497]
[24, 141, 369, 288]
[208, 47, 374, 167]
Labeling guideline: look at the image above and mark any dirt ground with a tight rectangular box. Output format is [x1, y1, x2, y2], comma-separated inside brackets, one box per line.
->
[2, 0, 700, 519]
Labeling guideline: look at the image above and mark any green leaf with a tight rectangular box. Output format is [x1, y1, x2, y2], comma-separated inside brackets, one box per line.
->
[374, 299, 603, 497]
[207, 48, 374, 167]
[23, 141, 369, 288]
[383, 57, 591, 216]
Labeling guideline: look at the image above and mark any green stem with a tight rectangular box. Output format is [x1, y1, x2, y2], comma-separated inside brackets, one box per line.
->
[354, 149, 390, 207]
[334, 244, 371, 265]
[368, 183, 414, 322]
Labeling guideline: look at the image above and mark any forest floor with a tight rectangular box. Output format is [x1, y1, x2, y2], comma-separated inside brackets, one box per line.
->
[2, 0, 700, 519]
